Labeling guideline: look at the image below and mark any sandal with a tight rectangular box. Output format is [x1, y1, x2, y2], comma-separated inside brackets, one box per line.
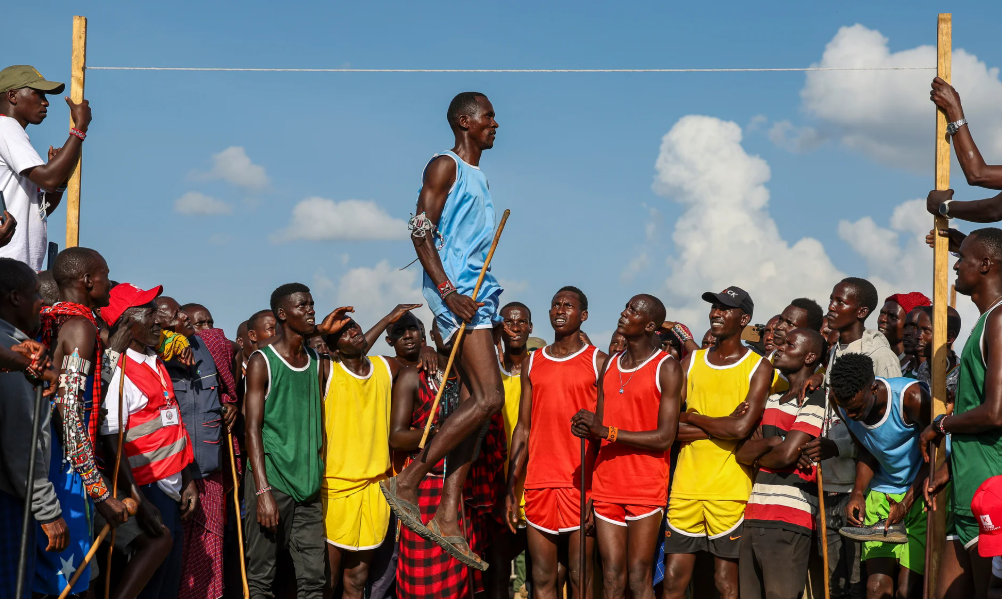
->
[379, 478, 425, 535]
[426, 518, 488, 571]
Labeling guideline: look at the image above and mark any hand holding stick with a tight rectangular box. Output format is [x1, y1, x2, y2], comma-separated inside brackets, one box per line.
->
[58, 498, 138, 599]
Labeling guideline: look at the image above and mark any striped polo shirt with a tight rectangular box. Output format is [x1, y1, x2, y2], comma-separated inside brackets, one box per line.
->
[744, 388, 825, 534]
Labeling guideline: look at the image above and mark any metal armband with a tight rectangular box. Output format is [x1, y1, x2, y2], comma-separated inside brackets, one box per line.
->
[57, 348, 93, 408]
[408, 212, 445, 250]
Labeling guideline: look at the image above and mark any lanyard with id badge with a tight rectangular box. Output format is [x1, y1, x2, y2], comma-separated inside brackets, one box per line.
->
[153, 362, 181, 427]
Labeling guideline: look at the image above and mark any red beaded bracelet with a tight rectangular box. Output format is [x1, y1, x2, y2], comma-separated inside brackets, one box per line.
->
[70, 128, 86, 141]
[437, 279, 457, 299]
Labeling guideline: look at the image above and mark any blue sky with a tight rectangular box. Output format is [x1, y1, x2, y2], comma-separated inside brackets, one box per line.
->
[9, 1, 1002, 349]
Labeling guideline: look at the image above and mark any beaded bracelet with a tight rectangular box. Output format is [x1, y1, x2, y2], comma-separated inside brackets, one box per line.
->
[255, 485, 272, 496]
[607, 426, 618, 443]
[70, 127, 86, 141]
[437, 279, 457, 300]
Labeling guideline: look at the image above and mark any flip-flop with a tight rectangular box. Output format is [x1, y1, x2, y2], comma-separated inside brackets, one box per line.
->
[426, 518, 488, 571]
[379, 478, 425, 535]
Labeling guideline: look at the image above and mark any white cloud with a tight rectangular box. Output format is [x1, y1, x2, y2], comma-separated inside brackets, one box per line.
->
[199, 146, 270, 191]
[313, 261, 435, 353]
[174, 191, 233, 215]
[767, 120, 826, 153]
[273, 197, 408, 243]
[800, 24, 1002, 170]
[652, 115, 845, 329]
[838, 197, 978, 347]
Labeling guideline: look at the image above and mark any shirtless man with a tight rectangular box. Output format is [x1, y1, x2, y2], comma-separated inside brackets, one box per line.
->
[381, 91, 505, 569]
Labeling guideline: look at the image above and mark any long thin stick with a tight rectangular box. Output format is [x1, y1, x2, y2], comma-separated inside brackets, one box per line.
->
[58, 498, 137, 599]
[14, 385, 45, 599]
[229, 430, 250, 598]
[66, 15, 87, 248]
[927, 14, 952, 597]
[924, 442, 937, 599]
[105, 356, 126, 599]
[816, 462, 830, 599]
[419, 209, 511, 448]
[579, 438, 586, 599]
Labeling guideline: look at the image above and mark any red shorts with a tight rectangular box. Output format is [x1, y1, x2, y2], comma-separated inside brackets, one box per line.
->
[524, 488, 587, 534]
[593, 501, 663, 527]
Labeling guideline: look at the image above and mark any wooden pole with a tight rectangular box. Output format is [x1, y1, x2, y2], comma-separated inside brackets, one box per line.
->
[228, 432, 250, 598]
[950, 284, 956, 309]
[926, 13, 951, 599]
[66, 16, 87, 248]
[817, 463, 831, 599]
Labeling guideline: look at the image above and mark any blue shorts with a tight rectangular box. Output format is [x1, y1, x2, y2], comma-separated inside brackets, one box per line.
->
[435, 289, 502, 343]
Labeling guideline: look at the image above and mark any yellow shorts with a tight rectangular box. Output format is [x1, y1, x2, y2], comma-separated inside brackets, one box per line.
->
[322, 482, 391, 551]
[665, 498, 746, 559]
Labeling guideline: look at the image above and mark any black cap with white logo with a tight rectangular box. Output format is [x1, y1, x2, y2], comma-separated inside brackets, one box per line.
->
[701, 286, 754, 317]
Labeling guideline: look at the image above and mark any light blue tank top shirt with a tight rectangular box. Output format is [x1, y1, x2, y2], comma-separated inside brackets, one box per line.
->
[420, 150, 502, 318]
[842, 377, 924, 494]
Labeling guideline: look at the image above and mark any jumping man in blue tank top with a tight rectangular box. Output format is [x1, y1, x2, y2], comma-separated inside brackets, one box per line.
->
[828, 353, 931, 599]
[380, 92, 503, 571]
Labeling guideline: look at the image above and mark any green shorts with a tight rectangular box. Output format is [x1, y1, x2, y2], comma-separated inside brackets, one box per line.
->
[953, 514, 980, 549]
[861, 490, 927, 575]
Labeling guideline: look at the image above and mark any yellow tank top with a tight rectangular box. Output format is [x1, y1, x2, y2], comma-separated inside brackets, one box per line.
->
[672, 348, 763, 501]
[322, 355, 393, 498]
[500, 359, 526, 511]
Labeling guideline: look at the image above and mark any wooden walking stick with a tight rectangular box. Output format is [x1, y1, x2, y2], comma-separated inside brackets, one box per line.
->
[816, 461, 831, 599]
[924, 441, 937, 599]
[419, 209, 511, 448]
[105, 357, 126, 599]
[59, 498, 138, 599]
[229, 428, 250, 598]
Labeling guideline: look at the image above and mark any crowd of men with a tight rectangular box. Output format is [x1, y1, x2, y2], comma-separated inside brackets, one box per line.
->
[5, 63, 1002, 599]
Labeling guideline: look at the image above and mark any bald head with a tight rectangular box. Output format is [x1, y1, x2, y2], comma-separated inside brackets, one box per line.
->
[635, 294, 667, 330]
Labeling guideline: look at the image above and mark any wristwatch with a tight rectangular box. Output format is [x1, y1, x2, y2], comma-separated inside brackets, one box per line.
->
[939, 199, 954, 218]
[947, 118, 968, 136]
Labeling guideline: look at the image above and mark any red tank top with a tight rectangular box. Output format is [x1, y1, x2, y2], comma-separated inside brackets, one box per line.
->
[592, 350, 671, 506]
[524, 344, 600, 490]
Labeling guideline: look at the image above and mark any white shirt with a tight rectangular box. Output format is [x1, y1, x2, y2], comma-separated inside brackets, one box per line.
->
[0, 117, 47, 272]
[102, 347, 182, 500]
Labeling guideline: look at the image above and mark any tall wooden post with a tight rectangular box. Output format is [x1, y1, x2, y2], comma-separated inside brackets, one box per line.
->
[927, 12, 951, 598]
[66, 16, 87, 248]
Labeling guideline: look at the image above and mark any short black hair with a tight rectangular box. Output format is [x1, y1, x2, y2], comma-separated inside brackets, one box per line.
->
[180, 302, 206, 313]
[387, 313, 424, 342]
[839, 277, 879, 317]
[829, 353, 875, 404]
[269, 283, 310, 316]
[637, 294, 667, 329]
[0, 258, 37, 298]
[790, 297, 825, 332]
[37, 270, 59, 306]
[447, 92, 487, 129]
[52, 247, 105, 290]
[249, 309, 275, 331]
[796, 328, 826, 368]
[556, 286, 588, 312]
[916, 306, 962, 339]
[970, 228, 1002, 263]
[501, 301, 532, 322]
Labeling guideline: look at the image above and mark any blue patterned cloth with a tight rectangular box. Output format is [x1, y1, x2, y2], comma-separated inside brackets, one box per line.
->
[652, 506, 667, 585]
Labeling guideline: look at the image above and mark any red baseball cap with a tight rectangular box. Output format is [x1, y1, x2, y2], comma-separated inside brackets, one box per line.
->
[973, 475, 1002, 556]
[100, 283, 163, 326]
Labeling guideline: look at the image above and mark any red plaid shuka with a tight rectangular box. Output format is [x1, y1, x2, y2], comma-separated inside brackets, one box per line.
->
[179, 471, 226, 599]
[39, 302, 103, 445]
[398, 372, 468, 599]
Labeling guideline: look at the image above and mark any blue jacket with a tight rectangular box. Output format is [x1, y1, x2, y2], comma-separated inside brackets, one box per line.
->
[167, 336, 223, 479]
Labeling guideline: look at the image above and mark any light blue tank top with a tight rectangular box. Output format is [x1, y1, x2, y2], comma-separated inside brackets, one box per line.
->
[842, 377, 924, 494]
[420, 150, 502, 318]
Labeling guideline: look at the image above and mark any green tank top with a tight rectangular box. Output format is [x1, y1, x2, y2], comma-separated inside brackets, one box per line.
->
[951, 300, 1002, 516]
[249, 344, 323, 502]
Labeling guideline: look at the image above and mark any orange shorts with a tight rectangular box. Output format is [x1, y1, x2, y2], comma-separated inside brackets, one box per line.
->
[593, 501, 663, 527]
[524, 488, 587, 534]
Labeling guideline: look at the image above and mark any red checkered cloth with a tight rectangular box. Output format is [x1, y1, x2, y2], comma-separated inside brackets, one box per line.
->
[39, 302, 103, 444]
[179, 471, 226, 599]
[398, 372, 469, 599]
[195, 327, 243, 483]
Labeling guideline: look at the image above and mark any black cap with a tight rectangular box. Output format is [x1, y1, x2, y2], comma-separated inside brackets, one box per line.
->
[701, 286, 754, 317]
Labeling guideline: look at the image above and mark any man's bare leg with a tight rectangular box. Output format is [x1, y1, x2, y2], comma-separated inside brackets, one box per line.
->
[528, 527, 562, 599]
[661, 554, 696, 599]
[936, 539, 971, 599]
[109, 529, 172, 599]
[712, 557, 739, 599]
[391, 328, 505, 538]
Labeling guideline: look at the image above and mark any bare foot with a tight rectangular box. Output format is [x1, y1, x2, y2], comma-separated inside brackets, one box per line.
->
[430, 513, 463, 539]
[392, 468, 421, 507]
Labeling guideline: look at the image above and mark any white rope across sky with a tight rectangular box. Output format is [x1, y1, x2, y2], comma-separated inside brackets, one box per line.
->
[87, 66, 936, 73]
